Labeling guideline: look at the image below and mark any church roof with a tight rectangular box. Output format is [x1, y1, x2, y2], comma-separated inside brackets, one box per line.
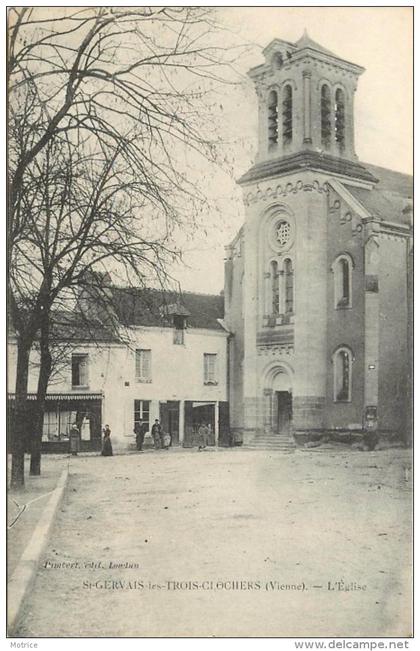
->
[294, 30, 337, 58]
[259, 31, 363, 72]
[344, 163, 413, 226]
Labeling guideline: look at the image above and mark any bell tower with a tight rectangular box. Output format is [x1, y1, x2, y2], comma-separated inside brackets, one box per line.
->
[235, 32, 377, 444]
[249, 31, 369, 175]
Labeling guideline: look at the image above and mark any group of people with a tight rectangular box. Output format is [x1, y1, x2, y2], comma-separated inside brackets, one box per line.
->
[134, 419, 171, 451]
[133, 419, 212, 451]
[99, 418, 212, 456]
[197, 423, 212, 451]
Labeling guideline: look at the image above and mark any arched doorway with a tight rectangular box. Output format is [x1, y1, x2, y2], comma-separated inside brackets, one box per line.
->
[263, 364, 293, 435]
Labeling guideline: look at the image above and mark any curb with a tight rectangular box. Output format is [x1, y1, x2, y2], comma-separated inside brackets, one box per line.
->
[8, 465, 69, 635]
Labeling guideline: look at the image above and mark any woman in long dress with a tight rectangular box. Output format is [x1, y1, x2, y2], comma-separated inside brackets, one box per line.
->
[101, 425, 113, 456]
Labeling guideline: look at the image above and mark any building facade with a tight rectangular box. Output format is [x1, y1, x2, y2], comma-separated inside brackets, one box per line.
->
[224, 33, 413, 445]
[8, 289, 229, 451]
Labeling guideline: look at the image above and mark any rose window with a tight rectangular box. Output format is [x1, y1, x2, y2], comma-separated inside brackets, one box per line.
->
[276, 220, 291, 246]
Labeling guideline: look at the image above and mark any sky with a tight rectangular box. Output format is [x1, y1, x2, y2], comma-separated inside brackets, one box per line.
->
[171, 6, 413, 295]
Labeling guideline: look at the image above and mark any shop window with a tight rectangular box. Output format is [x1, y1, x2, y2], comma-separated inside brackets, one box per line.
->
[204, 353, 218, 385]
[333, 347, 353, 402]
[135, 349, 152, 382]
[71, 354, 89, 388]
[134, 399, 150, 431]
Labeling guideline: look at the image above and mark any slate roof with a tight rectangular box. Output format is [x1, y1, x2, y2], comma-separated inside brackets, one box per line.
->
[294, 30, 337, 58]
[7, 310, 121, 344]
[50, 311, 121, 343]
[111, 287, 225, 331]
[345, 163, 413, 226]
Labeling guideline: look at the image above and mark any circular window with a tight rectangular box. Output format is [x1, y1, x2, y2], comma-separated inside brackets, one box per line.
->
[275, 220, 291, 246]
[266, 213, 295, 253]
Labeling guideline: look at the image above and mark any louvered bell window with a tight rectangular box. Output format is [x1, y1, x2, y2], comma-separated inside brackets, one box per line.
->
[268, 90, 279, 147]
[335, 89, 345, 148]
[321, 85, 332, 147]
[282, 85, 293, 144]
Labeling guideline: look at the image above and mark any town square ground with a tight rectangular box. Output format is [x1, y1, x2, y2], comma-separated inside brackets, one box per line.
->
[10, 446, 412, 638]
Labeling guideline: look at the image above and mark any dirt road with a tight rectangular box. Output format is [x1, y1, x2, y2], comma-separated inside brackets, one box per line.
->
[14, 447, 412, 637]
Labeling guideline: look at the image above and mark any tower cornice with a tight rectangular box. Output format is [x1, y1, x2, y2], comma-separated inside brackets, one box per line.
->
[238, 151, 378, 187]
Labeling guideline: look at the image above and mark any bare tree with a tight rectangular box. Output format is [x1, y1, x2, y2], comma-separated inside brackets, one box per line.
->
[8, 7, 241, 486]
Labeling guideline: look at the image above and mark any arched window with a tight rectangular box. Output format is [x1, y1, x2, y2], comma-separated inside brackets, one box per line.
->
[332, 253, 353, 308]
[321, 84, 331, 147]
[284, 258, 294, 314]
[268, 90, 278, 147]
[282, 85, 293, 144]
[271, 260, 280, 315]
[333, 347, 353, 402]
[335, 89, 345, 148]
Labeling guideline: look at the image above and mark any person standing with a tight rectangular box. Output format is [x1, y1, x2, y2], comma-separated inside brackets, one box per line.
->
[101, 424, 113, 456]
[134, 420, 148, 451]
[151, 419, 162, 450]
[197, 423, 208, 451]
[69, 423, 81, 456]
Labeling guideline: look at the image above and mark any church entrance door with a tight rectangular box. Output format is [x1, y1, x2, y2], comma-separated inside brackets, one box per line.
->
[276, 391, 292, 434]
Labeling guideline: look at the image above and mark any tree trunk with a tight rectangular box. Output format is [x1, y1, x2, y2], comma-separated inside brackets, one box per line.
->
[30, 313, 52, 475]
[10, 338, 31, 488]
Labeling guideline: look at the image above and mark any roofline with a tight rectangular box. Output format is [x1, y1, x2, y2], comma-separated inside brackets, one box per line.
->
[291, 47, 365, 75]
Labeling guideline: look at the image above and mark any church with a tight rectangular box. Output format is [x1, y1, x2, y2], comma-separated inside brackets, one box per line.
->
[224, 32, 413, 448]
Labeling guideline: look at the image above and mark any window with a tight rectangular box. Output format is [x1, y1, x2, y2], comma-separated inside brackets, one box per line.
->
[335, 88, 345, 148]
[173, 329, 184, 345]
[134, 400, 150, 431]
[173, 315, 185, 345]
[135, 349, 152, 382]
[333, 347, 353, 402]
[332, 254, 353, 308]
[270, 260, 280, 315]
[204, 353, 218, 385]
[71, 354, 88, 388]
[282, 84, 293, 144]
[268, 90, 278, 147]
[284, 258, 294, 314]
[321, 84, 331, 147]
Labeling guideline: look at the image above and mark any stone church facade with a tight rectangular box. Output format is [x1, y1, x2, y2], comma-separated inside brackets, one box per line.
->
[224, 33, 413, 446]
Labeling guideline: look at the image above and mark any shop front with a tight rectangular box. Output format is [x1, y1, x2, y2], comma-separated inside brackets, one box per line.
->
[7, 393, 103, 453]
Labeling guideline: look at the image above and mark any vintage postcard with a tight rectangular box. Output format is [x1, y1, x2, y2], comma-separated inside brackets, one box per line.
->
[7, 5, 413, 640]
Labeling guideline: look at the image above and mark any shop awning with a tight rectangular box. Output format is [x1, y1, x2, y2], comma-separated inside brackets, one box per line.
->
[8, 393, 103, 401]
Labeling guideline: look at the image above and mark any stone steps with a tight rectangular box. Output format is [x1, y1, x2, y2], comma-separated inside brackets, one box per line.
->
[246, 434, 296, 452]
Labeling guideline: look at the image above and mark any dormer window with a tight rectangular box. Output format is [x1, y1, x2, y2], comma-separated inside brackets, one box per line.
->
[268, 90, 279, 147]
[173, 315, 186, 345]
[282, 84, 293, 145]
